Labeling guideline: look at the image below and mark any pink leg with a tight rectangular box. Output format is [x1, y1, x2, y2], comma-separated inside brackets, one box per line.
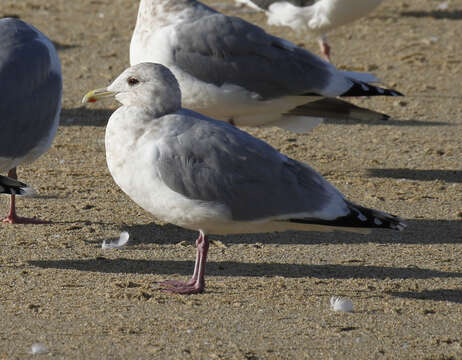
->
[319, 35, 331, 63]
[158, 232, 209, 294]
[2, 168, 49, 225]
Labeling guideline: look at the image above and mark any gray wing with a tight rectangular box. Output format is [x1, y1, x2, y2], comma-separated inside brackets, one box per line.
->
[0, 18, 62, 159]
[155, 110, 337, 221]
[248, 0, 316, 10]
[171, 14, 332, 99]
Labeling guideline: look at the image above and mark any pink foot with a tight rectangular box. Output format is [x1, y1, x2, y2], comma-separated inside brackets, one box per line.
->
[158, 280, 204, 295]
[319, 36, 331, 63]
[2, 168, 49, 225]
[156, 232, 209, 295]
[157, 279, 196, 287]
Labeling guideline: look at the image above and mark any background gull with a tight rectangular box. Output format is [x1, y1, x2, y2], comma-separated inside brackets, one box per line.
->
[130, 0, 399, 134]
[83, 63, 406, 295]
[235, 0, 384, 62]
[0, 18, 62, 224]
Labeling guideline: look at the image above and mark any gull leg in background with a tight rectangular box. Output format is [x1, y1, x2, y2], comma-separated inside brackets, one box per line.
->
[158, 232, 209, 294]
[0, 18, 62, 224]
[319, 34, 331, 62]
[2, 168, 48, 225]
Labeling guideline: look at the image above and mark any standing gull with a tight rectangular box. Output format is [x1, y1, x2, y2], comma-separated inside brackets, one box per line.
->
[0, 18, 62, 224]
[83, 63, 406, 295]
[235, 0, 384, 62]
[130, 0, 399, 134]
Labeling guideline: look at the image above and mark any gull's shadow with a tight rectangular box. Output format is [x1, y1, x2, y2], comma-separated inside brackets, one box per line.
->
[123, 218, 462, 246]
[119, 223, 196, 246]
[400, 10, 462, 20]
[28, 258, 462, 280]
[387, 289, 462, 304]
[30, 194, 67, 200]
[367, 168, 462, 183]
[324, 118, 450, 127]
[60, 107, 112, 127]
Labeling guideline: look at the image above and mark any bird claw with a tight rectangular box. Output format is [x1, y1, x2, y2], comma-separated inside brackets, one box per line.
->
[156, 279, 204, 294]
[156, 279, 195, 287]
[160, 285, 204, 295]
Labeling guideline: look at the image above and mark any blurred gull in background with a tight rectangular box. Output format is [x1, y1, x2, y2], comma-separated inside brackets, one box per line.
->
[235, 0, 384, 62]
[0, 18, 62, 224]
[130, 0, 400, 135]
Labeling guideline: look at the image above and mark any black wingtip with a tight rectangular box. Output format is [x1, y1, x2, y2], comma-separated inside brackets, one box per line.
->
[0, 175, 31, 196]
[341, 81, 404, 97]
[289, 202, 406, 231]
[342, 202, 407, 231]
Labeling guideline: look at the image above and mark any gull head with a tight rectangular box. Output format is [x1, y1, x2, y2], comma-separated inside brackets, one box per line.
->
[83, 62, 181, 114]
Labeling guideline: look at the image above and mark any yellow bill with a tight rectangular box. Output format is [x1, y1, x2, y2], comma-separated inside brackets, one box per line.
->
[82, 88, 116, 104]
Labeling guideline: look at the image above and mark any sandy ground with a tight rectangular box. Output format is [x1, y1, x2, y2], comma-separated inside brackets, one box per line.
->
[0, 0, 461, 358]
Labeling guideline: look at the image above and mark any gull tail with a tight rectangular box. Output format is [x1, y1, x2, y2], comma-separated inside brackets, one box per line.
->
[288, 98, 390, 122]
[0, 175, 35, 196]
[289, 201, 406, 232]
[341, 81, 403, 97]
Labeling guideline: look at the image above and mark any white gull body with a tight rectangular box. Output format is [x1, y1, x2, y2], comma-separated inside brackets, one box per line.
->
[83, 63, 405, 294]
[236, 0, 383, 60]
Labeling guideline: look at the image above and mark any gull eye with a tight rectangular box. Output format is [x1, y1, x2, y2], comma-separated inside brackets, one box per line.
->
[127, 77, 139, 86]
